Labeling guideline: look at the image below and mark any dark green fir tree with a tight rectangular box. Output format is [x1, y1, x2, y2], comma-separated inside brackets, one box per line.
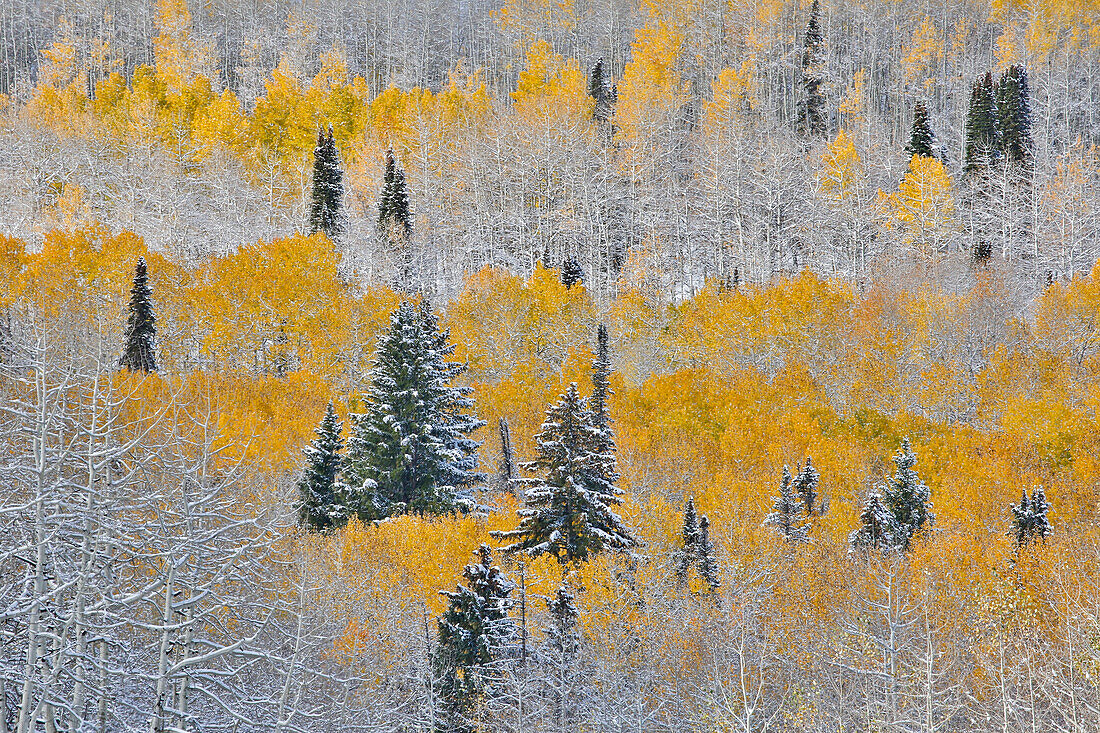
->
[675, 497, 702, 581]
[696, 515, 721, 591]
[1010, 486, 1052, 547]
[433, 545, 515, 733]
[378, 148, 412, 238]
[764, 465, 810, 543]
[965, 72, 999, 173]
[493, 383, 637, 564]
[120, 257, 157, 372]
[308, 128, 346, 241]
[589, 57, 613, 123]
[561, 256, 584, 288]
[343, 300, 485, 520]
[794, 456, 821, 516]
[850, 492, 896, 551]
[798, 0, 827, 137]
[297, 401, 346, 531]
[905, 102, 936, 159]
[996, 64, 1032, 166]
[881, 438, 934, 551]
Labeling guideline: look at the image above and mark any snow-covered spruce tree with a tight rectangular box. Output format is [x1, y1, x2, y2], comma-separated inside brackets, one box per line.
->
[297, 401, 346, 531]
[377, 148, 412, 238]
[996, 64, 1032, 167]
[588, 57, 613, 123]
[434, 544, 516, 733]
[794, 456, 820, 516]
[308, 128, 346, 241]
[764, 465, 809, 543]
[120, 256, 157, 372]
[589, 324, 615, 461]
[343, 300, 485, 520]
[561, 256, 584, 288]
[905, 102, 936, 159]
[850, 492, 896, 551]
[498, 417, 515, 488]
[1010, 486, 1052, 547]
[798, 0, 826, 137]
[675, 497, 702, 581]
[696, 515, 721, 591]
[492, 383, 636, 565]
[881, 438, 933, 551]
[965, 72, 999, 174]
[545, 582, 579, 659]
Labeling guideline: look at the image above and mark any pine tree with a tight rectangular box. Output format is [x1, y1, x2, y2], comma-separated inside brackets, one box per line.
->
[434, 544, 515, 732]
[675, 497, 702, 581]
[880, 438, 934, 551]
[545, 583, 579, 658]
[798, 0, 827, 137]
[905, 102, 936, 159]
[996, 64, 1032, 166]
[696, 515, 721, 591]
[378, 148, 412, 238]
[343, 301, 485, 520]
[764, 465, 810, 543]
[793, 456, 820, 516]
[589, 324, 614, 458]
[965, 72, 999, 173]
[1010, 486, 1052, 547]
[308, 128, 346, 241]
[498, 417, 515, 487]
[297, 401, 346, 531]
[850, 492, 896, 551]
[561, 257, 584, 288]
[493, 383, 637, 564]
[120, 257, 157, 372]
[589, 57, 613, 123]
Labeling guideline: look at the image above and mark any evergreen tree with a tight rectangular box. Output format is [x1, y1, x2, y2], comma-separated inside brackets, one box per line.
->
[377, 148, 412, 238]
[120, 256, 157, 372]
[1010, 486, 1052, 547]
[905, 102, 936, 159]
[793, 457, 820, 516]
[296, 401, 346, 531]
[964, 72, 999, 173]
[308, 128, 346, 241]
[589, 324, 614, 457]
[881, 438, 934, 551]
[850, 492, 896, 551]
[493, 383, 637, 564]
[498, 417, 515, 487]
[696, 515, 721, 591]
[588, 57, 613, 123]
[996, 64, 1032, 166]
[675, 497, 702, 581]
[798, 0, 827, 137]
[434, 544, 515, 732]
[343, 300, 485, 520]
[561, 256, 584, 288]
[764, 465, 810, 543]
[545, 583, 579, 658]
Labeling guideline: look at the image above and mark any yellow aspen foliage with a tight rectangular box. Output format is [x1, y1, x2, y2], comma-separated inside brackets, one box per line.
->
[0, 235, 26, 308]
[901, 16, 943, 93]
[703, 60, 756, 128]
[192, 88, 249, 157]
[881, 155, 957, 258]
[305, 48, 370, 144]
[250, 60, 317, 165]
[818, 129, 863, 202]
[153, 0, 214, 93]
[25, 18, 90, 134]
[512, 39, 593, 125]
[613, 19, 690, 155]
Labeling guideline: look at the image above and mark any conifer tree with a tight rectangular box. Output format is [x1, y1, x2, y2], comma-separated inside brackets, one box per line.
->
[1010, 486, 1052, 547]
[308, 128, 346, 241]
[589, 57, 613, 123]
[590, 324, 614, 456]
[377, 148, 412, 238]
[798, 0, 827, 137]
[996, 64, 1032, 166]
[881, 438, 934, 550]
[764, 466, 810, 543]
[493, 383, 636, 564]
[120, 257, 157, 373]
[905, 102, 936, 159]
[498, 417, 515, 487]
[696, 515, 721, 591]
[343, 301, 485, 520]
[297, 401, 346, 531]
[561, 257, 584, 288]
[965, 72, 999, 173]
[675, 497, 702, 581]
[793, 457, 820, 516]
[434, 545, 515, 732]
[850, 492, 896, 551]
[545, 583, 579, 658]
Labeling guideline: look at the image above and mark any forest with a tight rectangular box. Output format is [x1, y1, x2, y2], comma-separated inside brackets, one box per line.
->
[1, 0, 1100, 730]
